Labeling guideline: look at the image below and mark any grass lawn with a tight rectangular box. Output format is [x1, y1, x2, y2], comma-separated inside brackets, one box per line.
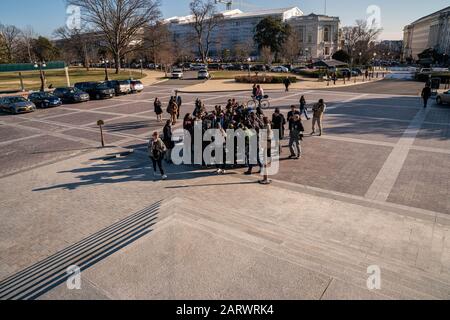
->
[0, 67, 144, 91]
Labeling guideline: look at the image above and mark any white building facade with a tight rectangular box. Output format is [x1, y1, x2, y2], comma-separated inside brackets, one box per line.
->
[165, 7, 340, 60]
[403, 6, 450, 60]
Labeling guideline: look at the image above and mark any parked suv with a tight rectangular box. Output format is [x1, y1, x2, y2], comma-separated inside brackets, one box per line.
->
[53, 87, 90, 103]
[171, 68, 184, 79]
[74, 82, 115, 100]
[130, 80, 144, 93]
[106, 80, 131, 95]
[198, 69, 210, 80]
[28, 92, 62, 108]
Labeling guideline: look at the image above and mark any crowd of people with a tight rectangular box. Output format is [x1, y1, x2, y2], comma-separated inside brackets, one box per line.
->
[148, 87, 327, 181]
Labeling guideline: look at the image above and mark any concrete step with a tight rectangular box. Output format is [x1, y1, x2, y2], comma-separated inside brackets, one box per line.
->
[174, 197, 450, 299]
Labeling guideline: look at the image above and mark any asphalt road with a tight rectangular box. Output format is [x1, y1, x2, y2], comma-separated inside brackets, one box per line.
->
[318, 79, 426, 96]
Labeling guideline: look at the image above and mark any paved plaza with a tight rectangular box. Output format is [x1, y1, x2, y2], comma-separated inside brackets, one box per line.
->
[0, 80, 449, 300]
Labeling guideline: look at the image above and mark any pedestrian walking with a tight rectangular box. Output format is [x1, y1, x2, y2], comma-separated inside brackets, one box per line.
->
[311, 99, 326, 136]
[289, 114, 304, 159]
[154, 98, 163, 122]
[421, 84, 432, 109]
[299, 95, 310, 120]
[283, 77, 291, 92]
[148, 131, 167, 180]
[162, 120, 174, 164]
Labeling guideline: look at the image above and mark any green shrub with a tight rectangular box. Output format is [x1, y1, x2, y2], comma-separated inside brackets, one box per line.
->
[235, 75, 298, 84]
[294, 70, 323, 78]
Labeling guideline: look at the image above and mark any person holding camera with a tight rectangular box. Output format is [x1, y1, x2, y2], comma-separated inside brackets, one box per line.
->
[289, 114, 304, 160]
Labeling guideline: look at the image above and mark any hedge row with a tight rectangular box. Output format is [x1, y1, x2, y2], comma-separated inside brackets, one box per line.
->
[235, 75, 298, 84]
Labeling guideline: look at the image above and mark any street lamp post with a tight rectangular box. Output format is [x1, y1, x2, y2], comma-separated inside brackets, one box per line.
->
[34, 61, 47, 92]
[101, 58, 109, 81]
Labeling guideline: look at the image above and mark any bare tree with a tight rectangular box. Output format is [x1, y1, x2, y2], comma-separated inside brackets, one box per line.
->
[0, 24, 22, 62]
[233, 43, 251, 63]
[260, 46, 273, 65]
[54, 26, 95, 70]
[189, 0, 222, 63]
[342, 20, 382, 64]
[21, 26, 36, 63]
[143, 22, 172, 67]
[282, 29, 301, 64]
[67, 0, 161, 74]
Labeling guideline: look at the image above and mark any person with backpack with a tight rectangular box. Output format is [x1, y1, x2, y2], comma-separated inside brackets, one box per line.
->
[421, 84, 432, 109]
[148, 131, 167, 180]
[299, 95, 310, 120]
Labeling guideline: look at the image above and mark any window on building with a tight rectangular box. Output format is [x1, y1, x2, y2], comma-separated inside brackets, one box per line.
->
[324, 47, 330, 55]
[308, 34, 312, 43]
[324, 27, 330, 42]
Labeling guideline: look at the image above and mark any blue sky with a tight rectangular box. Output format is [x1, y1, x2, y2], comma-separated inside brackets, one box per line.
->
[0, 0, 448, 40]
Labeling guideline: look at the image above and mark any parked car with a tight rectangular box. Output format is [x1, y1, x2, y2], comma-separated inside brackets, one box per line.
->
[190, 63, 207, 71]
[74, 82, 115, 100]
[198, 69, 210, 80]
[130, 80, 144, 93]
[147, 63, 160, 69]
[270, 66, 289, 73]
[208, 63, 224, 70]
[230, 64, 244, 71]
[252, 64, 269, 72]
[106, 80, 131, 95]
[53, 87, 90, 103]
[0, 96, 36, 114]
[291, 66, 307, 74]
[28, 92, 62, 108]
[283, 64, 293, 71]
[338, 68, 352, 77]
[436, 90, 450, 105]
[351, 68, 363, 76]
[171, 68, 184, 79]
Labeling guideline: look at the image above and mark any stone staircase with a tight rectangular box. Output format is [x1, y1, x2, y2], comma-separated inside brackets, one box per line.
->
[164, 195, 450, 300]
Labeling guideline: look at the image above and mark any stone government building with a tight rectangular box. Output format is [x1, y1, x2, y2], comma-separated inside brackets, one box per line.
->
[165, 7, 341, 60]
[403, 6, 450, 60]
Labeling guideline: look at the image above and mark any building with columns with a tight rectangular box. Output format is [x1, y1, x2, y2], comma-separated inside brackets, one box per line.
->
[403, 6, 450, 61]
[165, 7, 340, 60]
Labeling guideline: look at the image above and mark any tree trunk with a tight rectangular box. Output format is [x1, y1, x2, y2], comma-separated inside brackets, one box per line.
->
[115, 52, 121, 74]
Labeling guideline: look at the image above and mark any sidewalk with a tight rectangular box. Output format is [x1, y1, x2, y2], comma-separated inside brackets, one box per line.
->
[0, 148, 449, 300]
[180, 76, 385, 93]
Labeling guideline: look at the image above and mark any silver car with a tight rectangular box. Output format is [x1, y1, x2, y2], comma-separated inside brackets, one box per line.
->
[0, 96, 36, 114]
[436, 90, 450, 105]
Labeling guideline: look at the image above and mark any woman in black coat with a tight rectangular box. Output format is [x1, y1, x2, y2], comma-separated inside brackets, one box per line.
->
[154, 98, 163, 122]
